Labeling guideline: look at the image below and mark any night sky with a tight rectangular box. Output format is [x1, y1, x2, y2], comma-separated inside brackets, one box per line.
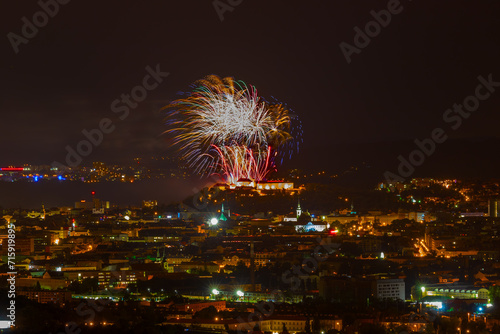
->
[2, 1, 500, 178]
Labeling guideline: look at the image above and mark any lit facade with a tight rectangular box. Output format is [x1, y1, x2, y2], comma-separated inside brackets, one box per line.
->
[256, 181, 294, 190]
[421, 284, 489, 301]
[376, 279, 405, 301]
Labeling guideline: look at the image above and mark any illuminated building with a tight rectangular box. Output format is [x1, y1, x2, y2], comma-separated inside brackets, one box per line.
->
[164, 317, 342, 334]
[419, 283, 489, 301]
[224, 179, 294, 191]
[1, 237, 34, 256]
[143, 200, 158, 208]
[219, 202, 228, 221]
[381, 315, 429, 333]
[16, 271, 68, 290]
[488, 199, 500, 217]
[64, 270, 144, 287]
[256, 181, 294, 191]
[376, 279, 405, 301]
[17, 290, 72, 304]
[284, 198, 303, 222]
[295, 222, 327, 232]
[234, 179, 255, 188]
[320, 277, 405, 303]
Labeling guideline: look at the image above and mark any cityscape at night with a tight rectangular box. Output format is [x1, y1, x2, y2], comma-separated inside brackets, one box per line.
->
[2, 1, 500, 334]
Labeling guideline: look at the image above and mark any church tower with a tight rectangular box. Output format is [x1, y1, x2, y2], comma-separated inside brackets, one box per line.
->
[219, 202, 228, 221]
[296, 198, 302, 218]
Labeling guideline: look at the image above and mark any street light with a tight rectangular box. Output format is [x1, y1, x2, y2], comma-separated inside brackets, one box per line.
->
[210, 218, 218, 226]
[212, 289, 220, 295]
[236, 290, 244, 297]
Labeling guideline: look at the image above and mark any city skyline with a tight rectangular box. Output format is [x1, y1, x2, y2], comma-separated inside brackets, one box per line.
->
[1, 2, 500, 333]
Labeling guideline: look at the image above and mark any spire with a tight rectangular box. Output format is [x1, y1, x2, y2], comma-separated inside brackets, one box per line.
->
[296, 197, 302, 218]
[219, 202, 227, 221]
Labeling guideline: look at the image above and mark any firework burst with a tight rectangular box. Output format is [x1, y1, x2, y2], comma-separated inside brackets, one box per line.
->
[164, 75, 299, 183]
[209, 144, 275, 184]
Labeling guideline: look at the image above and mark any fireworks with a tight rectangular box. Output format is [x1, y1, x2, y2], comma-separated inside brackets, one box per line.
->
[211, 144, 274, 184]
[164, 75, 300, 183]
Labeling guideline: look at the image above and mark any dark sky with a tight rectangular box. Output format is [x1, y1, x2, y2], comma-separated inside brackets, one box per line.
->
[2, 1, 500, 176]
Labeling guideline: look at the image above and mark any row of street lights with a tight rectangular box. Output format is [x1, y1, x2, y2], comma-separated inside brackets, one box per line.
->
[212, 288, 244, 298]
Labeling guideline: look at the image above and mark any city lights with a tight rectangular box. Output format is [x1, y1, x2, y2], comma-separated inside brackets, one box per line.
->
[2, 3, 498, 332]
